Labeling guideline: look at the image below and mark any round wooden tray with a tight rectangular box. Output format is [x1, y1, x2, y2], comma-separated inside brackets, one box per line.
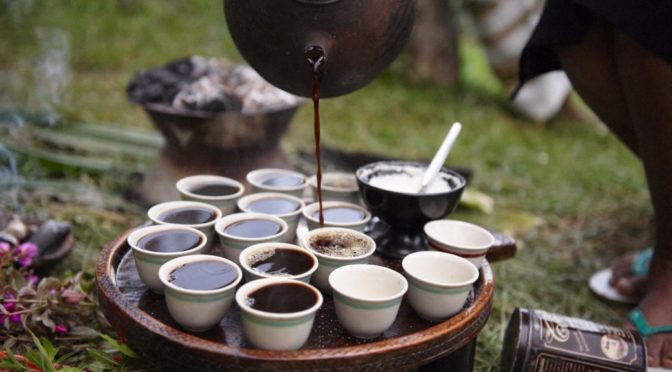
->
[96, 229, 498, 371]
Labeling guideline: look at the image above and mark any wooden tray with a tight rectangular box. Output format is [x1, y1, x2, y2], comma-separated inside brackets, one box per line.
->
[96, 229, 508, 371]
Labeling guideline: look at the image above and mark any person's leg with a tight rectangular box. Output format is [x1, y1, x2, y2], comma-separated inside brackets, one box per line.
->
[556, 15, 649, 299]
[614, 28, 672, 369]
[555, 17, 639, 155]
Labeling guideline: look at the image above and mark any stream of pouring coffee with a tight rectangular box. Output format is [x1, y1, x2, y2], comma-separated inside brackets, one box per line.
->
[306, 46, 326, 227]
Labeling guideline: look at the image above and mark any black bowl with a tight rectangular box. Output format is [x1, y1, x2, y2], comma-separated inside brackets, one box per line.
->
[356, 161, 466, 258]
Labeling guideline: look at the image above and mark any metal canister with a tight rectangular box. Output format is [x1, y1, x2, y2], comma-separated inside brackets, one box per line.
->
[501, 308, 646, 372]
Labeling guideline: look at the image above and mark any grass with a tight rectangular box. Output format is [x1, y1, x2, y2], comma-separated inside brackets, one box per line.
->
[0, 1, 652, 370]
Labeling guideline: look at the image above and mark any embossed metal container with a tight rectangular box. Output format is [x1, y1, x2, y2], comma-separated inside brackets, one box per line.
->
[501, 308, 646, 372]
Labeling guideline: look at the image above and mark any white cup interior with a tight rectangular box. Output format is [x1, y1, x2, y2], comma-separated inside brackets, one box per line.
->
[424, 220, 494, 250]
[403, 251, 479, 286]
[329, 265, 407, 300]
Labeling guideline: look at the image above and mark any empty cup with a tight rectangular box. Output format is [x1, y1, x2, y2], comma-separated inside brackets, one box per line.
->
[402, 251, 479, 321]
[424, 220, 494, 268]
[329, 264, 408, 339]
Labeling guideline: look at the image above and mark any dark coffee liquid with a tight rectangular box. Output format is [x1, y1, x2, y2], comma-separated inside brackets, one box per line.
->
[223, 219, 282, 238]
[246, 283, 317, 313]
[306, 46, 325, 227]
[189, 183, 239, 196]
[250, 248, 314, 276]
[248, 198, 301, 215]
[311, 207, 365, 223]
[169, 260, 238, 290]
[159, 207, 215, 225]
[261, 174, 304, 187]
[138, 230, 201, 253]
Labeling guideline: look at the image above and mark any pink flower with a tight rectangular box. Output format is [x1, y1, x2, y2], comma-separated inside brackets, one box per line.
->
[54, 325, 68, 334]
[9, 313, 21, 324]
[61, 289, 84, 305]
[0, 242, 11, 255]
[26, 274, 39, 286]
[3, 293, 16, 312]
[16, 242, 38, 267]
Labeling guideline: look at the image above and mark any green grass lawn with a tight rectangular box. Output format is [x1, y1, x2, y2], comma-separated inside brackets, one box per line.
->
[0, 1, 652, 370]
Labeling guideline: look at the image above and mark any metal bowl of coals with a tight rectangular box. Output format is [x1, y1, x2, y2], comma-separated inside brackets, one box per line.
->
[356, 160, 466, 258]
[126, 56, 304, 204]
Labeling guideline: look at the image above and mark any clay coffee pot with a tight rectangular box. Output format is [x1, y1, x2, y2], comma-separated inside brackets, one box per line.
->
[224, 0, 417, 98]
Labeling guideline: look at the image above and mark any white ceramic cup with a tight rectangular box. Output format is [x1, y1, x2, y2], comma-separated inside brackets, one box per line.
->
[424, 220, 495, 268]
[235, 277, 323, 351]
[239, 242, 318, 283]
[158, 254, 242, 332]
[402, 251, 479, 322]
[329, 264, 408, 339]
[214, 212, 288, 264]
[147, 200, 222, 244]
[308, 172, 360, 204]
[302, 201, 371, 232]
[176, 174, 244, 215]
[236, 192, 305, 243]
[301, 227, 376, 292]
[246, 168, 308, 198]
[127, 225, 207, 294]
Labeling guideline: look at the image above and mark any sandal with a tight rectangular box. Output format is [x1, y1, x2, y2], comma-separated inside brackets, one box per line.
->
[588, 248, 652, 304]
[628, 308, 672, 372]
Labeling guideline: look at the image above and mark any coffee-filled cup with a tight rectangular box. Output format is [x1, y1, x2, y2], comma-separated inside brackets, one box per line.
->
[308, 172, 360, 204]
[215, 213, 288, 263]
[239, 243, 318, 283]
[159, 254, 242, 332]
[246, 168, 307, 198]
[235, 277, 323, 350]
[237, 192, 305, 243]
[301, 227, 376, 292]
[147, 200, 222, 244]
[176, 175, 244, 215]
[128, 224, 207, 293]
[302, 201, 371, 232]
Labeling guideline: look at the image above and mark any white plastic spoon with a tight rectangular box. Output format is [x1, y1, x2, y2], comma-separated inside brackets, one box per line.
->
[419, 122, 462, 193]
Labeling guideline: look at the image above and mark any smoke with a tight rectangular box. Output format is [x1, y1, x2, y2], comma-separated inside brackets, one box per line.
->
[0, 144, 20, 212]
[27, 27, 71, 125]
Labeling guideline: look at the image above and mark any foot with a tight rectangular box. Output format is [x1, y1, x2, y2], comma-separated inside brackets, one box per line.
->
[608, 250, 650, 298]
[625, 281, 672, 367]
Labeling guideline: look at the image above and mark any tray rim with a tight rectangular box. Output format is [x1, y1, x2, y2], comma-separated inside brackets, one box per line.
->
[96, 228, 494, 368]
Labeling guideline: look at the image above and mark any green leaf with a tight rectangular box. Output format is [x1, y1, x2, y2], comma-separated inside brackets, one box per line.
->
[59, 367, 85, 372]
[28, 331, 57, 372]
[100, 333, 138, 358]
[86, 349, 118, 367]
